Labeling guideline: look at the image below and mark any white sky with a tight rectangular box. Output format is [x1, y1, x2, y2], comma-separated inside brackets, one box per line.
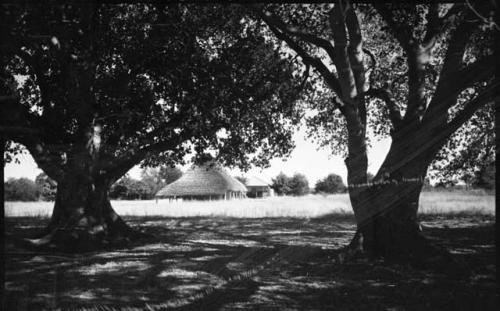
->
[4, 127, 391, 186]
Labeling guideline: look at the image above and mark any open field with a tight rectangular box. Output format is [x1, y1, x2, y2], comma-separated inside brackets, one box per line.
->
[4, 214, 497, 310]
[4, 191, 497, 310]
[5, 191, 495, 218]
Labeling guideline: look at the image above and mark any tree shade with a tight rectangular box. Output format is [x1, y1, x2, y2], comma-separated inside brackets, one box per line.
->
[250, 1, 496, 262]
[0, 3, 304, 250]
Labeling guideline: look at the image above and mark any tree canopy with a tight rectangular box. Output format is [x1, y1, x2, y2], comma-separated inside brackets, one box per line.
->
[315, 173, 346, 194]
[271, 172, 309, 196]
[1, 3, 305, 181]
[4, 177, 40, 201]
[0, 3, 307, 249]
[249, 1, 497, 260]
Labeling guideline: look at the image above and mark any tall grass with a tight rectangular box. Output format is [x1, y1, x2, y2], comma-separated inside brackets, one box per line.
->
[4, 191, 495, 218]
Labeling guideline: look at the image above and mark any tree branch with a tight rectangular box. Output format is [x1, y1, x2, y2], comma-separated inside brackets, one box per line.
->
[363, 48, 377, 89]
[254, 9, 344, 97]
[422, 3, 441, 49]
[345, 4, 366, 94]
[374, 4, 414, 52]
[423, 4, 465, 50]
[435, 11, 476, 85]
[330, 2, 357, 102]
[366, 87, 401, 128]
[254, 7, 336, 59]
[424, 54, 495, 126]
[443, 84, 497, 148]
[388, 82, 497, 174]
[105, 129, 192, 182]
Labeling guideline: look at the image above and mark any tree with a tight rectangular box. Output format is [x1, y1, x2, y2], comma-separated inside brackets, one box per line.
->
[140, 167, 163, 199]
[429, 102, 495, 188]
[1, 4, 304, 250]
[250, 2, 496, 261]
[109, 179, 129, 200]
[288, 173, 309, 196]
[158, 166, 183, 186]
[474, 161, 495, 190]
[35, 172, 57, 201]
[5, 178, 40, 201]
[110, 175, 149, 200]
[315, 173, 346, 194]
[271, 172, 291, 196]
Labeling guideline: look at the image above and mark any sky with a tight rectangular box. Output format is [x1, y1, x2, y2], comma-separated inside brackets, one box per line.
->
[4, 127, 392, 186]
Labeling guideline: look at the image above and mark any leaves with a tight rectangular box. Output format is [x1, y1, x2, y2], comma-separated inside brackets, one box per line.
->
[3, 4, 305, 175]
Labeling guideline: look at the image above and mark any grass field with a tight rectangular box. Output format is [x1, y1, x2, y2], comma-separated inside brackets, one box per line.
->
[4, 190, 497, 310]
[4, 191, 495, 218]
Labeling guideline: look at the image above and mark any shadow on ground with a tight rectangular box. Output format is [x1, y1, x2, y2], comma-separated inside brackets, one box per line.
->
[4, 214, 497, 310]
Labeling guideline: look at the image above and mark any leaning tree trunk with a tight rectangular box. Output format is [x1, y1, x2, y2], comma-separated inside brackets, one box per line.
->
[28, 150, 144, 252]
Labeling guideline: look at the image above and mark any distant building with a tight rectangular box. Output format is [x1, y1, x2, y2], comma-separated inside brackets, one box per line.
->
[245, 176, 273, 198]
[155, 164, 247, 201]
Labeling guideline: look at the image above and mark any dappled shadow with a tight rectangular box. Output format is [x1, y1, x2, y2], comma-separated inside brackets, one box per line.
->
[4, 214, 497, 310]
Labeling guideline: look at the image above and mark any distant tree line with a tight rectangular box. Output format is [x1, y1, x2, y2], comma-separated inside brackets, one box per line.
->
[271, 172, 310, 196]
[4, 166, 182, 201]
[5, 165, 494, 201]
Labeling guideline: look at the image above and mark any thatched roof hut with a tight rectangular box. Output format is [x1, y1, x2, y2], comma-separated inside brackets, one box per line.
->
[245, 176, 273, 198]
[155, 165, 247, 200]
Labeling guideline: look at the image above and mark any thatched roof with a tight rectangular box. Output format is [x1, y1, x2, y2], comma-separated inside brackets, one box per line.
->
[245, 176, 270, 187]
[156, 165, 247, 197]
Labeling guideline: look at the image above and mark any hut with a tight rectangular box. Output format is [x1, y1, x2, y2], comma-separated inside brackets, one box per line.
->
[245, 176, 273, 198]
[155, 165, 247, 201]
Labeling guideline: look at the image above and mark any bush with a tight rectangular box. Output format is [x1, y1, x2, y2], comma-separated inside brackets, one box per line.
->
[271, 172, 309, 196]
[271, 172, 291, 196]
[288, 173, 309, 196]
[5, 177, 40, 201]
[315, 173, 346, 194]
[110, 176, 150, 200]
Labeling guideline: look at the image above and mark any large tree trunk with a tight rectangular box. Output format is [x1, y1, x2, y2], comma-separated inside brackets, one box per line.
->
[27, 153, 144, 252]
[351, 180, 426, 259]
[344, 136, 449, 264]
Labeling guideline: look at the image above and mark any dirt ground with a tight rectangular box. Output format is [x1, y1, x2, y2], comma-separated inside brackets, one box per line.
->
[4, 214, 497, 310]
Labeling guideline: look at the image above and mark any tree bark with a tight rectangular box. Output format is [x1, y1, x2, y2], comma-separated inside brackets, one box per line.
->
[27, 158, 144, 252]
[343, 134, 449, 263]
[349, 179, 426, 260]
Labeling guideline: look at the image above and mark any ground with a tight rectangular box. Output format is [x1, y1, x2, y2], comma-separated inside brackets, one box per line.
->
[4, 211, 497, 310]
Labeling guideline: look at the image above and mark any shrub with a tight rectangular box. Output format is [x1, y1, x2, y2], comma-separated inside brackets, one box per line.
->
[271, 172, 309, 196]
[5, 177, 40, 201]
[271, 172, 291, 196]
[288, 173, 309, 196]
[315, 173, 346, 194]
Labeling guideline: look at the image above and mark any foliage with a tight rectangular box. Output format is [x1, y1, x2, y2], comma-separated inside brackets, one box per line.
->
[429, 103, 495, 187]
[271, 172, 309, 196]
[4, 177, 40, 201]
[271, 172, 291, 196]
[252, 2, 495, 184]
[35, 173, 57, 201]
[109, 165, 183, 200]
[1, 4, 306, 179]
[315, 173, 346, 194]
[288, 173, 310, 196]
[110, 175, 150, 200]
[158, 166, 183, 186]
[474, 161, 495, 190]
[140, 167, 165, 198]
